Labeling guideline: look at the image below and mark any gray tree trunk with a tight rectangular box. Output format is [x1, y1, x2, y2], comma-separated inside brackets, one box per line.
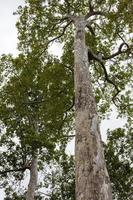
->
[74, 16, 112, 200]
[26, 157, 38, 200]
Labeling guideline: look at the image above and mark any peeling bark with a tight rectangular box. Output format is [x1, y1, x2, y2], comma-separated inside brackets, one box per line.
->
[26, 157, 38, 200]
[74, 16, 112, 200]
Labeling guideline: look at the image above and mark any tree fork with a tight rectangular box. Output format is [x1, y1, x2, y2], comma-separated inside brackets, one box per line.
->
[74, 16, 112, 200]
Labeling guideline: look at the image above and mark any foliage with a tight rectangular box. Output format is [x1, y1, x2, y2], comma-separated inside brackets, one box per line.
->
[0, 52, 74, 198]
[105, 126, 133, 200]
[0, 0, 132, 199]
[14, 0, 133, 119]
[42, 143, 75, 200]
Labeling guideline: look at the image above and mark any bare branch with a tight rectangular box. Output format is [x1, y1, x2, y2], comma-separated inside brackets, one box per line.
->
[103, 42, 131, 60]
[85, 10, 105, 20]
[38, 191, 51, 197]
[49, 17, 68, 33]
[65, 97, 75, 113]
[0, 166, 29, 175]
[57, 97, 74, 133]
[63, 64, 74, 75]
[117, 33, 126, 43]
[37, 20, 72, 57]
[60, 134, 75, 139]
[85, 0, 106, 19]
[86, 23, 95, 35]
[88, 0, 93, 12]
[46, 21, 72, 47]
[88, 47, 120, 102]
[22, 99, 45, 105]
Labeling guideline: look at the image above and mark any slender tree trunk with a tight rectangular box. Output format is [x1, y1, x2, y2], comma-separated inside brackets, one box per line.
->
[74, 16, 112, 200]
[26, 157, 38, 200]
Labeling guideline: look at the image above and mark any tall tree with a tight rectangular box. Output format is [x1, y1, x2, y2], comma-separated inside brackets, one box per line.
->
[0, 0, 132, 199]
[0, 53, 73, 199]
[73, 16, 112, 199]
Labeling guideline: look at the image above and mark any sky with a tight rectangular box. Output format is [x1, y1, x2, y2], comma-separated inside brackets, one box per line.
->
[0, 0, 127, 199]
[0, 1, 24, 198]
[0, 0, 25, 56]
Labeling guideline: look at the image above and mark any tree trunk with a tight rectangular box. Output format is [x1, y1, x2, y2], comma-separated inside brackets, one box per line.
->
[26, 157, 38, 200]
[74, 16, 112, 200]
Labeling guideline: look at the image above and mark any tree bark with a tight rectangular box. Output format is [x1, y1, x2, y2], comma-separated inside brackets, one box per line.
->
[74, 16, 112, 200]
[26, 157, 38, 200]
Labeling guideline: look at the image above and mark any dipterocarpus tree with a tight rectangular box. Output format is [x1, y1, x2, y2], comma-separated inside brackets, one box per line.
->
[0, 0, 132, 199]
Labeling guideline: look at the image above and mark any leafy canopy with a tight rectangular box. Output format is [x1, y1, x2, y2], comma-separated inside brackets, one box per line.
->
[0, 0, 132, 199]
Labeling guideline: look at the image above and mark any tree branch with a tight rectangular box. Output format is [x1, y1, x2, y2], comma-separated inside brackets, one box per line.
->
[0, 166, 29, 175]
[22, 99, 45, 105]
[57, 97, 74, 132]
[46, 21, 72, 45]
[86, 24, 95, 36]
[60, 134, 75, 139]
[88, 47, 120, 103]
[85, 11, 105, 19]
[103, 42, 130, 60]
[85, 0, 105, 19]
[65, 97, 75, 113]
[88, 0, 93, 12]
[37, 20, 72, 57]
[64, 64, 74, 74]
[0, 160, 32, 175]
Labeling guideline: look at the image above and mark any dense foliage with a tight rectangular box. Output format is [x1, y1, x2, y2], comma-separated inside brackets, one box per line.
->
[105, 125, 133, 200]
[0, 0, 132, 199]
